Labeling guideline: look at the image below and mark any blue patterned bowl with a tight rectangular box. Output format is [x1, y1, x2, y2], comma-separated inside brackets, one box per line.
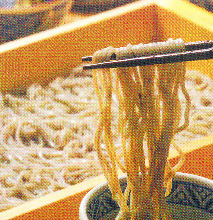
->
[79, 172, 213, 219]
[0, 0, 72, 44]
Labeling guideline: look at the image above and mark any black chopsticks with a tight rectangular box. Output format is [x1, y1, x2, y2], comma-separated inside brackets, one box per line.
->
[82, 40, 213, 70]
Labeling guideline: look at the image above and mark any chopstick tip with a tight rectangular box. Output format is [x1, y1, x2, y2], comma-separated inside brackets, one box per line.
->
[82, 56, 93, 62]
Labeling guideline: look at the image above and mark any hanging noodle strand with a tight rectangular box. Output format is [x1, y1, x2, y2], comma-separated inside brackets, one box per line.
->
[92, 39, 191, 220]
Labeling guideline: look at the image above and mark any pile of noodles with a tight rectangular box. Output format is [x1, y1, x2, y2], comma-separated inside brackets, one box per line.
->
[0, 62, 212, 212]
[0, 69, 105, 211]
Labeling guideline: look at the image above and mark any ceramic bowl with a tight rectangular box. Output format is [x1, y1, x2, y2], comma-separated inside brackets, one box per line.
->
[79, 172, 213, 219]
[72, 0, 136, 13]
[0, 0, 72, 44]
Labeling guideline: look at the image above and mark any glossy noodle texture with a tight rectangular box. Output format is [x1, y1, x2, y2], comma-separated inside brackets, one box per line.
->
[91, 39, 213, 219]
[0, 47, 212, 212]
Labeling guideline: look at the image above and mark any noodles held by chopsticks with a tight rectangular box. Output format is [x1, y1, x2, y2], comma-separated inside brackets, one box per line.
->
[92, 39, 191, 219]
[0, 49, 212, 212]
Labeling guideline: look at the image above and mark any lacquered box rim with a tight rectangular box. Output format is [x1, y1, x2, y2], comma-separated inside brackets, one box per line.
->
[0, 0, 212, 219]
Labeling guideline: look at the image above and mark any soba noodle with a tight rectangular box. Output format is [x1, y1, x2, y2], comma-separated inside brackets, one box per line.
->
[0, 71, 103, 211]
[0, 49, 212, 212]
[91, 39, 212, 219]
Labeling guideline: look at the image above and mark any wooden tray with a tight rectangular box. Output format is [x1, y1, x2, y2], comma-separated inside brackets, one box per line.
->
[0, 0, 212, 219]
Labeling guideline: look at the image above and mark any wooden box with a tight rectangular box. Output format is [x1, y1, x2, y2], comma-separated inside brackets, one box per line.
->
[0, 0, 212, 219]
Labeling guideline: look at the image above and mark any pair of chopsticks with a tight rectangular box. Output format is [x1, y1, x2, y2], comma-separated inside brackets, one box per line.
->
[82, 40, 213, 70]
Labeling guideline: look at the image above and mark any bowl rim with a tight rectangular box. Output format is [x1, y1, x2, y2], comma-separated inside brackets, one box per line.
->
[0, 0, 69, 15]
[79, 172, 213, 220]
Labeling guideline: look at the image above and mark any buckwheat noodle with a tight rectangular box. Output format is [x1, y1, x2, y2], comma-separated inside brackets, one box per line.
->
[92, 39, 191, 219]
[0, 40, 212, 213]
